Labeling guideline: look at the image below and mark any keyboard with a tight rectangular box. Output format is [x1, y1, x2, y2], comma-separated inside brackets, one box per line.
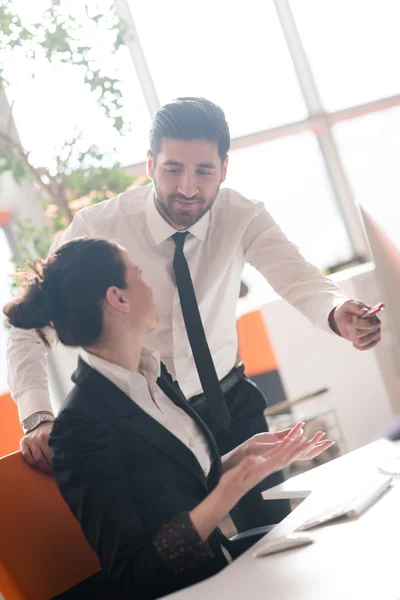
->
[296, 473, 393, 532]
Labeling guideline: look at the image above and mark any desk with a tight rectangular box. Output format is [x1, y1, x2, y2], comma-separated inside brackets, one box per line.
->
[165, 439, 400, 600]
[261, 437, 399, 501]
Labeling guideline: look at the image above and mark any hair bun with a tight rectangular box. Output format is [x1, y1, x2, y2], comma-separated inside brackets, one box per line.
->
[4, 276, 53, 331]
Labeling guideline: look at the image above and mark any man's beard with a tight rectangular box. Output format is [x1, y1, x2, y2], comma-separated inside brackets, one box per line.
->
[153, 180, 221, 229]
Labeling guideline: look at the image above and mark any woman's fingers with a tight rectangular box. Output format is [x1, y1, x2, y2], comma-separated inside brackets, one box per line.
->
[299, 440, 335, 460]
[246, 432, 280, 444]
[241, 440, 303, 488]
[295, 432, 325, 459]
[264, 432, 332, 469]
[273, 438, 310, 467]
[253, 436, 305, 476]
[242, 423, 305, 459]
[274, 423, 304, 440]
[307, 431, 326, 444]
[230, 427, 336, 497]
[244, 441, 279, 457]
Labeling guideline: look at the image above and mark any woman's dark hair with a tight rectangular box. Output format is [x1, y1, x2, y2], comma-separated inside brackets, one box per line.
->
[149, 97, 230, 161]
[3, 237, 127, 347]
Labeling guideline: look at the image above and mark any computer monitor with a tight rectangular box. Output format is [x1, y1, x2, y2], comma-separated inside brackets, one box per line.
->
[360, 206, 400, 366]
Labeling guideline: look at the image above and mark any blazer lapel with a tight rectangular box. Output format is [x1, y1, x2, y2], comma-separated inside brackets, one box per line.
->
[72, 359, 208, 489]
[157, 363, 222, 491]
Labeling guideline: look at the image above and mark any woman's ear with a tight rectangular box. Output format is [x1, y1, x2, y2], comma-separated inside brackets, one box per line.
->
[105, 287, 129, 313]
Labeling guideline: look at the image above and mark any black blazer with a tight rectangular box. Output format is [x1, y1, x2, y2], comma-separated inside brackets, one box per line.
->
[49, 359, 230, 600]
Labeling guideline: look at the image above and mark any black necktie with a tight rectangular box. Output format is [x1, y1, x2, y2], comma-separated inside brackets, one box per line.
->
[172, 232, 231, 430]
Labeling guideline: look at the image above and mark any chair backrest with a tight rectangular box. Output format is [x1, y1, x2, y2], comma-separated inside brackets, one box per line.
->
[0, 452, 100, 600]
[237, 310, 278, 376]
[0, 392, 22, 458]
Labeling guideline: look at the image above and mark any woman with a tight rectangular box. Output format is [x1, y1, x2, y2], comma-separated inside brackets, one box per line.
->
[4, 237, 333, 599]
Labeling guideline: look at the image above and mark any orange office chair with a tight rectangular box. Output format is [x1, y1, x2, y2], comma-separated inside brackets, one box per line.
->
[0, 392, 22, 458]
[0, 451, 100, 600]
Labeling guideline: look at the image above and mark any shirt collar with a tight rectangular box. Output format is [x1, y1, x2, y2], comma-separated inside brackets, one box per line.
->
[80, 347, 161, 398]
[145, 186, 210, 245]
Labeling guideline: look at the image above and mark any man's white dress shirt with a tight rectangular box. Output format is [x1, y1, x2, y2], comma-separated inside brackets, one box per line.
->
[7, 184, 347, 421]
[80, 348, 212, 477]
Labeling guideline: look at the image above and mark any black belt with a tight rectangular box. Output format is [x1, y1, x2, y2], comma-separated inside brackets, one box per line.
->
[189, 362, 245, 405]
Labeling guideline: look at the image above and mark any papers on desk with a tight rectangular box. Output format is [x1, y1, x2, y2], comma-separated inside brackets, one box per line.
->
[296, 473, 393, 532]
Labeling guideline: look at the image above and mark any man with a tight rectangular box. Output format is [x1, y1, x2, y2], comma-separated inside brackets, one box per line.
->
[7, 97, 381, 532]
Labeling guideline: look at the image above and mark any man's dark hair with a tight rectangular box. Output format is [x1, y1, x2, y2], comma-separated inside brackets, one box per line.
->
[149, 97, 230, 161]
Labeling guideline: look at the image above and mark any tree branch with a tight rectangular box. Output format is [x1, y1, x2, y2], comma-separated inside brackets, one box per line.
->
[0, 130, 72, 220]
[0, 131, 50, 193]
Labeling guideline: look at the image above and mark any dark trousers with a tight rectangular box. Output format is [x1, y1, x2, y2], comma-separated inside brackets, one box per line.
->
[190, 377, 291, 532]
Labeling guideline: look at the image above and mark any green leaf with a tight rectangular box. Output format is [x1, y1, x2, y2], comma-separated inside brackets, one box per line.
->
[113, 115, 124, 132]
[0, 147, 27, 183]
[12, 158, 26, 183]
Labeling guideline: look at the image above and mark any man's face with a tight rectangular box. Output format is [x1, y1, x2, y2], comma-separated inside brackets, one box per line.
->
[147, 138, 228, 230]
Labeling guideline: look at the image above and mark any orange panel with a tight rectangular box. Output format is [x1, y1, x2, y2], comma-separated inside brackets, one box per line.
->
[0, 452, 100, 600]
[0, 393, 22, 458]
[237, 310, 278, 376]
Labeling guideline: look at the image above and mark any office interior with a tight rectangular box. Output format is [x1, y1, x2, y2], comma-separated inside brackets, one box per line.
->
[1, 1, 400, 599]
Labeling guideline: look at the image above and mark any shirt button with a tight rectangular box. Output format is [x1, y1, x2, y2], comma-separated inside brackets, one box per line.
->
[175, 324, 184, 332]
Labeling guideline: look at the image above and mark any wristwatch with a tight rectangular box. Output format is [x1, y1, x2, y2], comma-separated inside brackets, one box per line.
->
[22, 412, 55, 435]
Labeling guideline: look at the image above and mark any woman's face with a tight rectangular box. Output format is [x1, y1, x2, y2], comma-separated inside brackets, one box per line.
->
[120, 249, 160, 334]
